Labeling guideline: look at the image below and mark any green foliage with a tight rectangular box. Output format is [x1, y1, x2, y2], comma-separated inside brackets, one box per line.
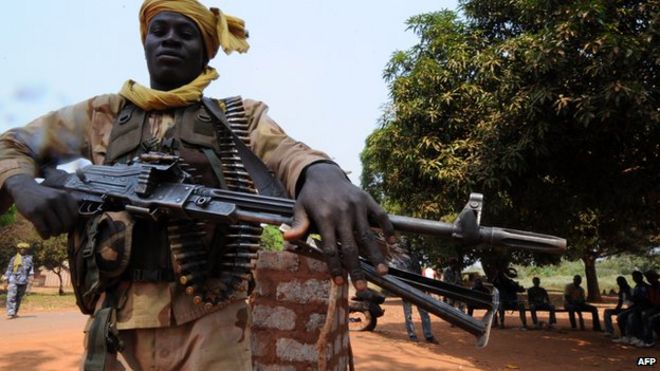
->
[515, 252, 660, 292]
[260, 225, 284, 251]
[0, 205, 16, 227]
[33, 235, 68, 272]
[362, 1, 659, 271]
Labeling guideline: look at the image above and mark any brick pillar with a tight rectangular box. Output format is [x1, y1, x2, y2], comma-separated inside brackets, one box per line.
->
[251, 251, 350, 370]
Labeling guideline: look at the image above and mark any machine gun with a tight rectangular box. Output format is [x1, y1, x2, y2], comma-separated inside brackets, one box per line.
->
[44, 153, 566, 347]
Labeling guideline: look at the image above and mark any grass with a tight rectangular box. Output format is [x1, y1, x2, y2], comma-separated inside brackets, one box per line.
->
[0, 287, 78, 313]
[513, 253, 659, 294]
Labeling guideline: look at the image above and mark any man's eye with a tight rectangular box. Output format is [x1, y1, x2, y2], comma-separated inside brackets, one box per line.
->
[180, 29, 196, 39]
[150, 27, 165, 36]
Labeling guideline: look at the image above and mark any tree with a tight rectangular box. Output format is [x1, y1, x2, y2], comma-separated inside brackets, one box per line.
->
[362, 0, 659, 300]
[33, 236, 69, 295]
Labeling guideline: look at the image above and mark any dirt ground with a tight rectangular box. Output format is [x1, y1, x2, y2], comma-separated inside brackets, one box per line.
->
[0, 297, 657, 370]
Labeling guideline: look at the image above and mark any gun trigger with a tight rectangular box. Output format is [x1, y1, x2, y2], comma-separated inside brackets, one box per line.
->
[75, 168, 89, 183]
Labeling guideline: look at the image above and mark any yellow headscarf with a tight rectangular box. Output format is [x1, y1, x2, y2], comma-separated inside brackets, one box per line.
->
[139, 0, 249, 58]
[120, 0, 249, 110]
[12, 242, 29, 273]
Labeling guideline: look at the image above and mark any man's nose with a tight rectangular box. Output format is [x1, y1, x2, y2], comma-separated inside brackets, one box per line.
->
[162, 30, 182, 46]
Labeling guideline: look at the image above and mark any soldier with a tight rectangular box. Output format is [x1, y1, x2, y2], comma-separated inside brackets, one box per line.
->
[0, 1, 394, 369]
[3, 242, 34, 319]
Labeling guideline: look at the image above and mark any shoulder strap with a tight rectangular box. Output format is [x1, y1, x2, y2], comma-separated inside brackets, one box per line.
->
[201, 97, 289, 199]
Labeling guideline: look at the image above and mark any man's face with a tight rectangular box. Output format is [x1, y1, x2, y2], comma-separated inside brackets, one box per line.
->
[533, 278, 540, 287]
[573, 276, 581, 286]
[144, 12, 207, 91]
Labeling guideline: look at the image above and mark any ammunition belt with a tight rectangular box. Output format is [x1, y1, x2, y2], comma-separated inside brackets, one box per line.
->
[169, 97, 262, 308]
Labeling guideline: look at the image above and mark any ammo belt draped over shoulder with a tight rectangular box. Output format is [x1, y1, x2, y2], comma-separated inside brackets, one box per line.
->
[104, 96, 284, 307]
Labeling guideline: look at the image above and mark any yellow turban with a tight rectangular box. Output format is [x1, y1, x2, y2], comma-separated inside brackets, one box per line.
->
[139, 0, 249, 58]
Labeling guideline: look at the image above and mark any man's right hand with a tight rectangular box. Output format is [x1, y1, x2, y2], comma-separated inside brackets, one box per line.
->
[4, 174, 78, 239]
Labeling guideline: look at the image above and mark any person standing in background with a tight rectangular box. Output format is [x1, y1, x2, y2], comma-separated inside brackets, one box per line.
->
[3, 242, 34, 319]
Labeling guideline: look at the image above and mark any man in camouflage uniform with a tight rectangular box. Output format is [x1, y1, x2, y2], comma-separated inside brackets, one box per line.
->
[0, 0, 395, 369]
[3, 242, 34, 319]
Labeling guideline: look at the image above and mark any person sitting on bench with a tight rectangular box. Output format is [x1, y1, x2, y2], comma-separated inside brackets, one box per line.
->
[467, 278, 491, 317]
[564, 275, 602, 331]
[493, 268, 528, 330]
[527, 277, 556, 329]
[603, 276, 632, 337]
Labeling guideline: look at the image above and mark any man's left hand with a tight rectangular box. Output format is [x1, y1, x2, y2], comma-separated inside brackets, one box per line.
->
[283, 162, 396, 290]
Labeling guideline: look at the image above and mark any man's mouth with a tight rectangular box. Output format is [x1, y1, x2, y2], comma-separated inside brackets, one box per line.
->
[156, 51, 184, 62]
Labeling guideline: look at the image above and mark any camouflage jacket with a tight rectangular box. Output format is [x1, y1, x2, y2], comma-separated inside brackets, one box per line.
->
[0, 94, 330, 329]
[4, 254, 34, 285]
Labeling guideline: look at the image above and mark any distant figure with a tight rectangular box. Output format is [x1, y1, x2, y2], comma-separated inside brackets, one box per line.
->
[527, 277, 556, 329]
[492, 268, 527, 329]
[389, 242, 438, 344]
[636, 270, 659, 348]
[564, 275, 602, 331]
[613, 270, 650, 344]
[423, 266, 438, 280]
[442, 258, 465, 312]
[3, 242, 34, 319]
[467, 278, 491, 317]
[603, 276, 632, 336]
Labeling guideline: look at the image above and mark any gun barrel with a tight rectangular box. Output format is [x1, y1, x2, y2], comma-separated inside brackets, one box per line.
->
[480, 227, 567, 254]
[388, 215, 566, 254]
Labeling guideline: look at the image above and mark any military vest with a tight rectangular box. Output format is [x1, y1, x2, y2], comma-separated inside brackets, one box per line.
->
[102, 96, 270, 308]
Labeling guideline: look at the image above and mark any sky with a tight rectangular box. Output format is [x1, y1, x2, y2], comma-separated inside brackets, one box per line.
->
[1, 0, 458, 184]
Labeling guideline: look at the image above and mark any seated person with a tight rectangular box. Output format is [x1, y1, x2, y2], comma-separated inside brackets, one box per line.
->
[603, 276, 632, 336]
[527, 277, 556, 329]
[493, 268, 527, 329]
[613, 270, 651, 343]
[564, 275, 602, 331]
[467, 278, 491, 317]
[635, 270, 659, 348]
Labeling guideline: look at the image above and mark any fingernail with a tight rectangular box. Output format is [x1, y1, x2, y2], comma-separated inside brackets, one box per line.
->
[334, 276, 345, 285]
[355, 280, 367, 291]
[377, 263, 389, 275]
[387, 236, 397, 244]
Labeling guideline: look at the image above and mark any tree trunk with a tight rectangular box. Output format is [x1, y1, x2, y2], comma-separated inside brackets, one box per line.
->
[54, 267, 64, 296]
[582, 255, 601, 302]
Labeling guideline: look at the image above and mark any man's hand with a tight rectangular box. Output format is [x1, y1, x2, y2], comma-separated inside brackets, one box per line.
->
[283, 162, 396, 290]
[4, 174, 78, 239]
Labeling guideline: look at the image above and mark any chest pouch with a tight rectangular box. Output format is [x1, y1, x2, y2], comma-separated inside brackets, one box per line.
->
[68, 211, 134, 315]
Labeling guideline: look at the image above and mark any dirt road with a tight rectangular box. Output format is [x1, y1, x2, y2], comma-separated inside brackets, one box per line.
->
[0, 299, 655, 370]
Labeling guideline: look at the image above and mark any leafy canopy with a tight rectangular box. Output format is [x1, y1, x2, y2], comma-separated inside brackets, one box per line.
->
[362, 0, 659, 267]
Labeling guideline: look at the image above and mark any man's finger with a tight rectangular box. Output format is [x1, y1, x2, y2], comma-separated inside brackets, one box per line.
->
[318, 224, 344, 284]
[355, 212, 388, 276]
[367, 197, 396, 243]
[53, 193, 77, 234]
[31, 217, 51, 240]
[40, 195, 65, 236]
[337, 223, 366, 290]
[282, 201, 311, 241]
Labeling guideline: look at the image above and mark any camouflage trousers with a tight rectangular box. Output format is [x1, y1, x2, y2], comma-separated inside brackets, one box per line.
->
[6, 283, 27, 316]
[82, 299, 252, 370]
